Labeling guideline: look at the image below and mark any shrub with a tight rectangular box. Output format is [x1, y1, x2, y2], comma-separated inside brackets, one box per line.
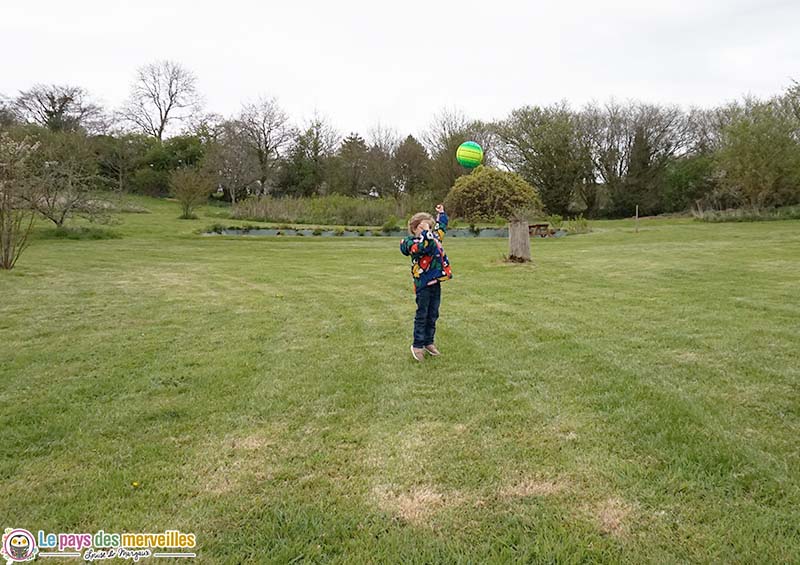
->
[445, 165, 542, 222]
[39, 226, 121, 240]
[546, 214, 564, 228]
[170, 167, 213, 219]
[131, 168, 170, 196]
[692, 205, 800, 222]
[565, 215, 591, 234]
[382, 215, 400, 233]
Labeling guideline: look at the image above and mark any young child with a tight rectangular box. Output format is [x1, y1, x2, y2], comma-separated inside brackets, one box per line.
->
[400, 204, 452, 361]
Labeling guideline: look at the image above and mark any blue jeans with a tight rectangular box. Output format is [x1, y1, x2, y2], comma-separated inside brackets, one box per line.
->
[413, 282, 441, 348]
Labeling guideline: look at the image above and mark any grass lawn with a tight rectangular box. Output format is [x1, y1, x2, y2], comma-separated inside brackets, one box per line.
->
[1, 197, 799, 563]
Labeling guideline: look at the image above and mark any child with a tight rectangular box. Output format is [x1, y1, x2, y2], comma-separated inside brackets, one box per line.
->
[400, 204, 452, 361]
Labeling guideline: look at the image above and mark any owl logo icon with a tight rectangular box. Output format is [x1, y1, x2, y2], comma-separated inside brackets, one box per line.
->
[1, 529, 37, 563]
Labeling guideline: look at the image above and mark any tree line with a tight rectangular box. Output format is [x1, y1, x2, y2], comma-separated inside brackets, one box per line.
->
[1, 60, 799, 223]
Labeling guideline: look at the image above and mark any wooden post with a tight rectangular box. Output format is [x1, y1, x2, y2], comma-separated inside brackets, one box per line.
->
[635, 205, 639, 233]
[508, 219, 531, 262]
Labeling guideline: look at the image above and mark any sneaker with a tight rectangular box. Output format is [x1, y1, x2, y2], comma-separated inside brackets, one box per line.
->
[410, 346, 425, 362]
[424, 344, 441, 356]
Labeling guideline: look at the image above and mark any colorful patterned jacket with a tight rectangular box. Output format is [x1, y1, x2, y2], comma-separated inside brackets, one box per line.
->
[399, 212, 453, 292]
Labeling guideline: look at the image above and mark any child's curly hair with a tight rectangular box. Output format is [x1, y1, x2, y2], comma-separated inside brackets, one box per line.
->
[407, 212, 435, 235]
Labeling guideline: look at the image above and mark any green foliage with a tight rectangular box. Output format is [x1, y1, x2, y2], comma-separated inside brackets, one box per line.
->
[277, 119, 337, 197]
[128, 135, 206, 197]
[328, 133, 370, 196]
[495, 103, 594, 216]
[394, 135, 430, 194]
[131, 167, 170, 196]
[444, 165, 542, 222]
[662, 154, 716, 213]
[714, 101, 800, 208]
[381, 215, 400, 233]
[91, 133, 155, 192]
[610, 125, 661, 216]
[546, 214, 564, 228]
[582, 102, 688, 217]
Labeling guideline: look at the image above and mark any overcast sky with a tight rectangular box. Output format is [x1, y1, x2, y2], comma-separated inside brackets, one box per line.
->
[2, 0, 798, 137]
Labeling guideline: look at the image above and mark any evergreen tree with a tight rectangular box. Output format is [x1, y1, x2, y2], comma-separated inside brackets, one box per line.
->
[394, 135, 430, 195]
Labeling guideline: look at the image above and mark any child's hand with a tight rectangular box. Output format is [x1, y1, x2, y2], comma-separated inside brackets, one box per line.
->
[415, 221, 431, 236]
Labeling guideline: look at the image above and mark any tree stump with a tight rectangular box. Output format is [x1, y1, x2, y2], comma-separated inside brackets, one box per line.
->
[508, 219, 531, 262]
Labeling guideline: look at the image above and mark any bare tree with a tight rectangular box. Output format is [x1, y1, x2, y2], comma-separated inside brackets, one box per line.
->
[13, 84, 104, 133]
[203, 120, 261, 204]
[183, 111, 224, 143]
[366, 123, 400, 196]
[120, 61, 201, 140]
[0, 133, 38, 269]
[367, 123, 400, 156]
[422, 109, 467, 150]
[0, 94, 16, 128]
[238, 97, 293, 193]
[422, 109, 495, 197]
[581, 101, 690, 215]
[778, 80, 800, 140]
[25, 131, 103, 226]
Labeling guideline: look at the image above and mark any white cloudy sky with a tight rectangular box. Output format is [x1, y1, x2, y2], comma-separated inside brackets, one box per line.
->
[1, 0, 798, 136]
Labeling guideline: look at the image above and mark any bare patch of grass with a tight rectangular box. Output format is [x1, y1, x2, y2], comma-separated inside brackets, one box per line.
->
[190, 427, 286, 496]
[372, 484, 463, 526]
[586, 497, 636, 537]
[499, 477, 569, 499]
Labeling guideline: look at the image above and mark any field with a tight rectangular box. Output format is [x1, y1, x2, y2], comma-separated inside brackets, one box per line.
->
[1, 198, 799, 563]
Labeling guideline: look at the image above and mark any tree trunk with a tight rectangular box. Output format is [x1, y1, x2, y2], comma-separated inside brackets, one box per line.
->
[508, 219, 531, 262]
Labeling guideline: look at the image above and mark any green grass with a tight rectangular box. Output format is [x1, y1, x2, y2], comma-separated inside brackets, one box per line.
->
[1, 196, 799, 563]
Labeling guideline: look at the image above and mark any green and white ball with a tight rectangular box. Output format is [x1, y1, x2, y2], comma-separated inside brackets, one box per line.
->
[456, 141, 483, 168]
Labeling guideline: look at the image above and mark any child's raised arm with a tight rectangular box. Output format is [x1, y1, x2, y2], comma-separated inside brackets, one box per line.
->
[435, 204, 448, 237]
